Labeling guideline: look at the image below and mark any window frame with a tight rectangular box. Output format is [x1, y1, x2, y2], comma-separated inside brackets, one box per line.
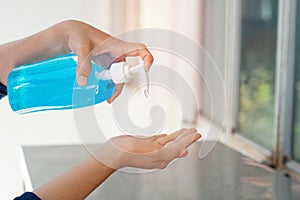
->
[273, 0, 297, 168]
[222, 0, 273, 164]
[221, 0, 300, 181]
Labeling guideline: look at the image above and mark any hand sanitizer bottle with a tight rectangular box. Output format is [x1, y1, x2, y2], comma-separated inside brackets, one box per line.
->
[7, 53, 144, 114]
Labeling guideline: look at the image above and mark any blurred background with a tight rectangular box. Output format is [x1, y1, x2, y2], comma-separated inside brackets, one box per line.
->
[0, 0, 299, 199]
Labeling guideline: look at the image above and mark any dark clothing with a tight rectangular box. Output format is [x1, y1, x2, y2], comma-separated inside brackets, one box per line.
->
[14, 192, 41, 200]
[0, 81, 7, 100]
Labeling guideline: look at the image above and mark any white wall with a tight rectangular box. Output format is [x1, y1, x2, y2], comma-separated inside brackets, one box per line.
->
[0, 1, 113, 199]
[0, 0, 113, 44]
[0, 0, 223, 199]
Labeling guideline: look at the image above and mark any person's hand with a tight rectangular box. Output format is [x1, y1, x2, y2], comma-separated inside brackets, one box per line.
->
[62, 20, 154, 102]
[91, 39, 154, 103]
[93, 128, 201, 170]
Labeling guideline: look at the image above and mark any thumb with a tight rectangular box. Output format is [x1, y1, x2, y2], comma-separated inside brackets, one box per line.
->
[76, 48, 91, 86]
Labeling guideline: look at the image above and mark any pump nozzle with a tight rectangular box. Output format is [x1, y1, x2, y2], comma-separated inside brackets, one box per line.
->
[108, 62, 144, 84]
[95, 57, 150, 97]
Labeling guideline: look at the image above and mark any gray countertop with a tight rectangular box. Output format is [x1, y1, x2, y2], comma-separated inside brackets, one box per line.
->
[21, 142, 300, 200]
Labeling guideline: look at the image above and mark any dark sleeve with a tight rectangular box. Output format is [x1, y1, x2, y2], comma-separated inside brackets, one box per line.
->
[14, 192, 41, 200]
[0, 81, 7, 100]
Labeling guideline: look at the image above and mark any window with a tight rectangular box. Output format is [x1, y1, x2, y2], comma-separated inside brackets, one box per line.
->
[215, 0, 300, 178]
[292, 2, 300, 162]
[238, 0, 278, 149]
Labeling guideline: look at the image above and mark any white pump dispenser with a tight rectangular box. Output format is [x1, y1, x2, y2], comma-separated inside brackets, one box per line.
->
[97, 57, 146, 84]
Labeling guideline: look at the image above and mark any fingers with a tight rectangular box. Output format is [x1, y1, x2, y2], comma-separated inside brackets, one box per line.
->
[156, 128, 194, 146]
[105, 43, 153, 103]
[174, 128, 197, 142]
[175, 132, 201, 158]
[156, 129, 186, 146]
[124, 45, 154, 72]
[159, 129, 201, 160]
[140, 49, 154, 72]
[107, 83, 124, 103]
[170, 128, 199, 158]
[150, 134, 168, 140]
[76, 47, 92, 86]
[176, 132, 201, 149]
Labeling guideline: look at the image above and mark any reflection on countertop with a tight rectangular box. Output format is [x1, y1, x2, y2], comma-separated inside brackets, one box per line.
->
[22, 142, 300, 200]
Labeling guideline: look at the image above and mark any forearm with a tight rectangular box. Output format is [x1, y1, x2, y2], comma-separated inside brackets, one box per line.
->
[0, 20, 113, 86]
[0, 19, 151, 89]
[33, 156, 115, 200]
[0, 21, 70, 85]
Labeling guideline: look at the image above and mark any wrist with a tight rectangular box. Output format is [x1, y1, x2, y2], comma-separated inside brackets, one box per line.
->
[55, 20, 74, 53]
[93, 141, 127, 170]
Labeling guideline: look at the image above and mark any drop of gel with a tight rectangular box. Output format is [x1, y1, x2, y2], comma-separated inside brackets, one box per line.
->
[144, 71, 150, 98]
[144, 88, 149, 98]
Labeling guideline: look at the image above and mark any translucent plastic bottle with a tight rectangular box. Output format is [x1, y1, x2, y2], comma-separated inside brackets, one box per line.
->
[8, 53, 143, 114]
